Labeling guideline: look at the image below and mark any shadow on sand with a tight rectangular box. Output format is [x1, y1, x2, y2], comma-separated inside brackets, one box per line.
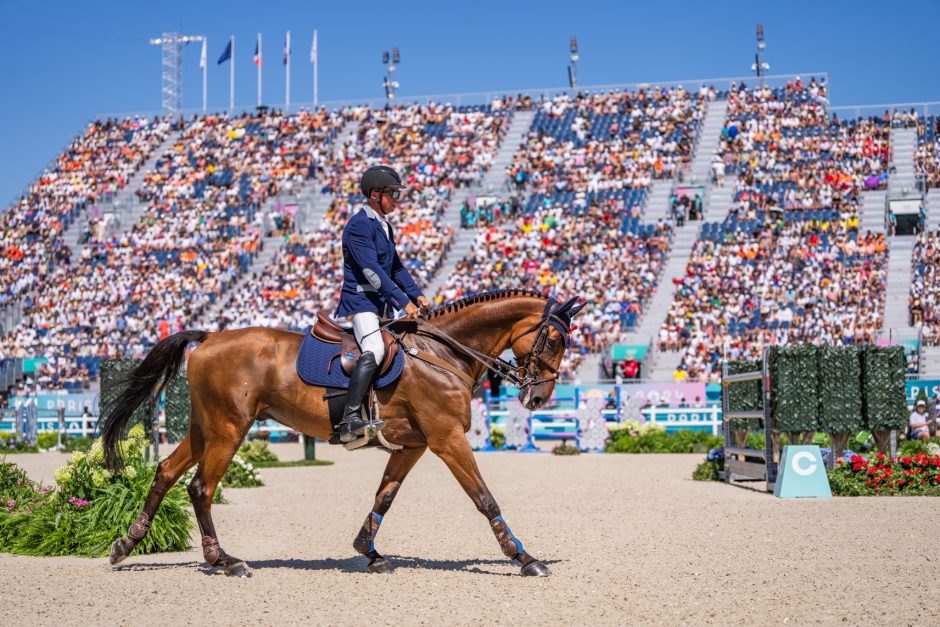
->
[115, 555, 562, 576]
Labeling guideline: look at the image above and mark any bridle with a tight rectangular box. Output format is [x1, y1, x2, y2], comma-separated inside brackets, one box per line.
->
[506, 305, 572, 389]
[398, 300, 573, 392]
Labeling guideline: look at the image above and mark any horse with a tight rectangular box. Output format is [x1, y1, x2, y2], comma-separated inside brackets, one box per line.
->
[101, 289, 585, 577]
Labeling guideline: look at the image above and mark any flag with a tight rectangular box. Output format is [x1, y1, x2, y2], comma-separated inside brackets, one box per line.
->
[310, 30, 317, 63]
[217, 39, 232, 65]
[283, 31, 291, 65]
[199, 39, 207, 70]
[254, 37, 262, 67]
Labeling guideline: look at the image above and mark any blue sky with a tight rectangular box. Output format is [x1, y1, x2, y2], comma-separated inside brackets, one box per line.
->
[2, 0, 939, 205]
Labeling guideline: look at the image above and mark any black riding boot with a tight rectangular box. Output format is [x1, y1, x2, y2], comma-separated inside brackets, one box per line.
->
[337, 351, 384, 443]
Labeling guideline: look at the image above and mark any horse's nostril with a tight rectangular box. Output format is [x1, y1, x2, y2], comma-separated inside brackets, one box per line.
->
[532, 396, 543, 407]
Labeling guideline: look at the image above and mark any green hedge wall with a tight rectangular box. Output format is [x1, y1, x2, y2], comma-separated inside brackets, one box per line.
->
[861, 346, 907, 431]
[726, 360, 763, 431]
[769, 345, 818, 433]
[100, 359, 190, 441]
[816, 346, 863, 433]
[723, 345, 909, 435]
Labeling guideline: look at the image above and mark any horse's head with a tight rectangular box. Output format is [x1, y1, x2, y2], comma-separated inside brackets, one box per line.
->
[509, 296, 585, 410]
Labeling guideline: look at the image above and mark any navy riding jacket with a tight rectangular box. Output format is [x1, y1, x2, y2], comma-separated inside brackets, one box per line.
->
[334, 205, 424, 318]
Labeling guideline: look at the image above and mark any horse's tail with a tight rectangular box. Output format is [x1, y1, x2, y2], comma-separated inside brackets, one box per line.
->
[101, 330, 208, 471]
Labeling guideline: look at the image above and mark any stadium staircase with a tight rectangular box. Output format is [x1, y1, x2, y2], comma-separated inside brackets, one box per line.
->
[284, 119, 362, 231]
[195, 231, 285, 330]
[860, 190, 887, 233]
[689, 99, 728, 185]
[643, 179, 673, 222]
[638, 102, 732, 381]
[426, 109, 535, 299]
[70, 128, 184, 264]
[927, 188, 940, 226]
[889, 127, 918, 193]
[922, 346, 940, 377]
[0, 125, 184, 349]
[194, 120, 362, 330]
[882, 236, 917, 338]
[585, 98, 731, 382]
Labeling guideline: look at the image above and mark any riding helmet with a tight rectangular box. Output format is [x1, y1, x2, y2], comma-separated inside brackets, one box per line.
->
[360, 165, 405, 198]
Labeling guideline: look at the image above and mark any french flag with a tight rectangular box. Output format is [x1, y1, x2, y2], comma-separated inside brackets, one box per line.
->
[254, 36, 262, 67]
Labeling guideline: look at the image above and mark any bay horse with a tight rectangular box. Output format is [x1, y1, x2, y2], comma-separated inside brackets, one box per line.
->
[101, 289, 584, 577]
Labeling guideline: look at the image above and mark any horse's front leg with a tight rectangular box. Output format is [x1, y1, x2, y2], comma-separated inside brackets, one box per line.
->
[428, 430, 550, 577]
[354, 446, 426, 573]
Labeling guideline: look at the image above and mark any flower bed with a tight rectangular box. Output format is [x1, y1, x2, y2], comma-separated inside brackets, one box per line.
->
[829, 452, 940, 496]
[0, 425, 192, 556]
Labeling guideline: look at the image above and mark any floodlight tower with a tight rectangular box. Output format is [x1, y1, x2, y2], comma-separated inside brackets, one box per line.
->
[149, 32, 206, 114]
[751, 24, 770, 87]
[382, 48, 400, 100]
[568, 37, 579, 89]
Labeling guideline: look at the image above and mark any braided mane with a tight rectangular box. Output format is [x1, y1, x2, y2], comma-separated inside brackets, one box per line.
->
[427, 288, 548, 319]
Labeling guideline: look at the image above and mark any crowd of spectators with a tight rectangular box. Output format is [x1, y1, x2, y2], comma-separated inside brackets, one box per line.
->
[439, 201, 673, 380]
[507, 86, 708, 196]
[659, 214, 888, 381]
[460, 195, 524, 228]
[657, 80, 896, 381]
[9, 84, 924, 390]
[716, 79, 890, 221]
[911, 226, 940, 345]
[207, 101, 513, 332]
[0, 109, 352, 387]
[1, 116, 173, 309]
[916, 116, 940, 189]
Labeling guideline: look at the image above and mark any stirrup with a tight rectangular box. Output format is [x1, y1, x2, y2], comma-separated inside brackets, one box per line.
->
[344, 419, 398, 451]
[338, 416, 381, 443]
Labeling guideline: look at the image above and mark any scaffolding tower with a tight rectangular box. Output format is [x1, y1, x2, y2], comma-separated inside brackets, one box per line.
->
[149, 32, 205, 114]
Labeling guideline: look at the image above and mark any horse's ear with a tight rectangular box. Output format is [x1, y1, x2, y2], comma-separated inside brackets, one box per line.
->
[558, 296, 578, 313]
[568, 302, 586, 317]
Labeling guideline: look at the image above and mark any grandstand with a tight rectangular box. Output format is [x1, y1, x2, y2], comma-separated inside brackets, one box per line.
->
[3, 73, 940, 400]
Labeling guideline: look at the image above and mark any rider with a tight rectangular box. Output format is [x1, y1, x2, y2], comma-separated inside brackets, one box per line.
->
[333, 165, 431, 442]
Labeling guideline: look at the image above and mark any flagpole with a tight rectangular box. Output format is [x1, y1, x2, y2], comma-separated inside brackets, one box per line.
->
[313, 29, 318, 107]
[202, 39, 207, 113]
[230, 35, 235, 112]
[257, 33, 262, 107]
[285, 31, 291, 111]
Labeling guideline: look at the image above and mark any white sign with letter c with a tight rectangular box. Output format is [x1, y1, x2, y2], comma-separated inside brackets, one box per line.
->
[791, 451, 817, 476]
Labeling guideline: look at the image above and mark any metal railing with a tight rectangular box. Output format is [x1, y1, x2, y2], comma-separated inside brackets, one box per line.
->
[97, 72, 830, 119]
[829, 101, 940, 120]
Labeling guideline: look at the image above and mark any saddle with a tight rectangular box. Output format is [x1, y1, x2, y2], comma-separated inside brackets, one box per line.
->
[312, 312, 400, 377]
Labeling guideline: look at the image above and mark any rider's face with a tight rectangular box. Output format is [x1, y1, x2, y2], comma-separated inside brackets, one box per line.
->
[373, 188, 402, 215]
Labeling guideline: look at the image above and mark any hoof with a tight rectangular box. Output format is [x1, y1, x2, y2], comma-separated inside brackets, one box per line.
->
[367, 557, 394, 574]
[109, 538, 133, 566]
[521, 560, 551, 577]
[223, 561, 252, 578]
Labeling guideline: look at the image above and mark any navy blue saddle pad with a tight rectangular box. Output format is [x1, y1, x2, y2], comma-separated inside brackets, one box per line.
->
[295, 326, 404, 389]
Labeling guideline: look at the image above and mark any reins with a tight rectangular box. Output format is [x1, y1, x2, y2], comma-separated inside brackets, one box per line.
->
[380, 305, 570, 390]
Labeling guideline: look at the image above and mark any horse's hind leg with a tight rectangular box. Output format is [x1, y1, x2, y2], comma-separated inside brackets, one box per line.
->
[110, 430, 204, 565]
[353, 446, 426, 573]
[429, 430, 550, 577]
[189, 430, 251, 577]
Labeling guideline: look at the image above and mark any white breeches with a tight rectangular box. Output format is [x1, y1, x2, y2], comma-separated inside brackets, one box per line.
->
[352, 311, 385, 364]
